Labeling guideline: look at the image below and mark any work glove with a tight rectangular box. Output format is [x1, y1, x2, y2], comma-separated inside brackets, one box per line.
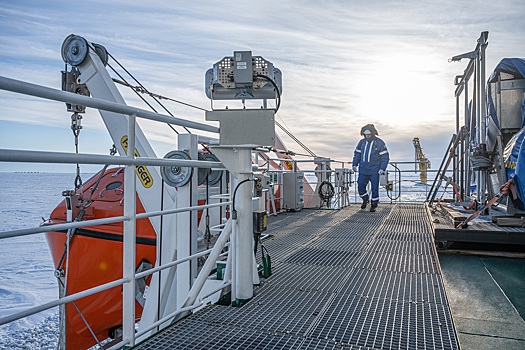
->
[378, 169, 385, 175]
[352, 166, 358, 173]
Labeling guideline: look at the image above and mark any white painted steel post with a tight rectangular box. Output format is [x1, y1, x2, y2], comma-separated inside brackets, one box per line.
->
[123, 114, 137, 347]
[175, 134, 199, 309]
[455, 93, 460, 201]
[234, 148, 254, 302]
[230, 174, 237, 302]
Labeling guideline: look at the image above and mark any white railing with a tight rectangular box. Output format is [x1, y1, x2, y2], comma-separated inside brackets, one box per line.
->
[257, 155, 455, 212]
[0, 75, 232, 349]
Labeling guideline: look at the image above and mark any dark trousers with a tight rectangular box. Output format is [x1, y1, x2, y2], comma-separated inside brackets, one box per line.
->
[358, 173, 380, 204]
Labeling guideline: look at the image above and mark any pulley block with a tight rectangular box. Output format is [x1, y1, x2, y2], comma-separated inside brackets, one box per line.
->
[197, 152, 210, 186]
[92, 43, 108, 66]
[61, 35, 89, 66]
[202, 153, 223, 186]
[161, 150, 192, 187]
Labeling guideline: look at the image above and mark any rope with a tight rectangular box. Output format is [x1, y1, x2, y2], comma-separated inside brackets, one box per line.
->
[434, 128, 470, 207]
[57, 279, 104, 349]
[56, 165, 108, 273]
[318, 181, 335, 208]
[457, 179, 514, 229]
[274, 120, 316, 157]
[112, 78, 208, 112]
[99, 45, 197, 135]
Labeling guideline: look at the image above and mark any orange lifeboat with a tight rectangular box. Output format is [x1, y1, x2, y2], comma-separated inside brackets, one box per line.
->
[45, 167, 156, 349]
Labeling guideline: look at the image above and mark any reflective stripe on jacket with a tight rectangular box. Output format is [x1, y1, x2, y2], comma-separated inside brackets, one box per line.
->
[352, 137, 389, 175]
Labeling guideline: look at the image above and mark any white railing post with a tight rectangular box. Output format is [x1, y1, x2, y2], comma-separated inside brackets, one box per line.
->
[235, 148, 254, 303]
[123, 114, 137, 347]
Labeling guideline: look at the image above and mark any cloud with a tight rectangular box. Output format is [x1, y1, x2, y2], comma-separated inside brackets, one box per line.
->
[1, 0, 524, 173]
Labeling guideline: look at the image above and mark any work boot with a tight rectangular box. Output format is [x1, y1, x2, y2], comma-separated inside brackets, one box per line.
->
[361, 198, 369, 209]
[370, 203, 377, 212]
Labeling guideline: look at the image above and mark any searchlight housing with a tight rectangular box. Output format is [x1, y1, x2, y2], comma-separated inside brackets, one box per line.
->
[205, 51, 282, 109]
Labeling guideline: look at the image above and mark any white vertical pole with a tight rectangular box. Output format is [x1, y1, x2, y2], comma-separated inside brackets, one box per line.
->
[234, 148, 254, 302]
[123, 114, 137, 347]
[175, 134, 199, 309]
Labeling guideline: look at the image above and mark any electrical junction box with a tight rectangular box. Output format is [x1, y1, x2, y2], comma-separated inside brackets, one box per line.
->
[283, 172, 304, 211]
[253, 210, 268, 234]
[253, 173, 270, 197]
[205, 109, 275, 147]
[490, 72, 525, 131]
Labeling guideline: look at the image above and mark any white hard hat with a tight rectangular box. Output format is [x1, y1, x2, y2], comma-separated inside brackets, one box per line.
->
[363, 129, 372, 135]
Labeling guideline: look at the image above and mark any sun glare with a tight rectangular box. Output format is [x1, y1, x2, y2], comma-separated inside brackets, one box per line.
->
[355, 53, 447, 128]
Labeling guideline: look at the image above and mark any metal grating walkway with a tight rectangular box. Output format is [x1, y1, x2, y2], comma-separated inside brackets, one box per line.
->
[133, 204, 459, 350]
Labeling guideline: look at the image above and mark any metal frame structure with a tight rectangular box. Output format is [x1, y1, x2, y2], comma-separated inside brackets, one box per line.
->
[450, 31, 489, 205]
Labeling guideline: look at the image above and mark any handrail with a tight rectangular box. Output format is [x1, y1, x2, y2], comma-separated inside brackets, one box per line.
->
[0, 215, 128, 240]
[0, 201, 231, 240]
[0, 148, 224, 168]
[0, 76, 219, 133]
[0, 226, 230, 326]
[0, 277, 129, 326]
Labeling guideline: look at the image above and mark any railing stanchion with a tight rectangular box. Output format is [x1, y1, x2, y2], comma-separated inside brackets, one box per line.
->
[123, 114, 137, 348]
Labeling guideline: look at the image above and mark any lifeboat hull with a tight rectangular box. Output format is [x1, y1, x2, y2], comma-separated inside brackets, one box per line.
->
[45, 167, 156, 349]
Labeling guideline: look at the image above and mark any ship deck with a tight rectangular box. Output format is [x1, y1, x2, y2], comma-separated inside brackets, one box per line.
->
[132, 203, 466, 350]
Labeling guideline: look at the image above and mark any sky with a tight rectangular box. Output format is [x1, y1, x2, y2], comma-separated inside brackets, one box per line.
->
[0, 0, 524, 173]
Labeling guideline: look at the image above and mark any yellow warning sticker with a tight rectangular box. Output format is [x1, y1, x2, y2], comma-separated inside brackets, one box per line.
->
[121, 135, 153, 188]
[282, 156, 293, 171]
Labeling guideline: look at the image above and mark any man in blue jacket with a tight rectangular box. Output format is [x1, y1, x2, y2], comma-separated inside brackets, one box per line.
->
[352, 124, 389, 212]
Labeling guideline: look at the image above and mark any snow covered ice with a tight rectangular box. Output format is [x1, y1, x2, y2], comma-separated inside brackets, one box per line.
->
[0, 173, 89, 349]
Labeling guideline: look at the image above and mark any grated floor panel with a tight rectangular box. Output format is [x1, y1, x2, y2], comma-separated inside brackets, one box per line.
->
[190, 289, 334, 337]
[133, 204, 459, 350]
[284, 248, 360, 267]
[338, 269, 447, 304]
[262, 263, 351, 293]
[308, 294, 457, 350]
[355, 252, 439, 274]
